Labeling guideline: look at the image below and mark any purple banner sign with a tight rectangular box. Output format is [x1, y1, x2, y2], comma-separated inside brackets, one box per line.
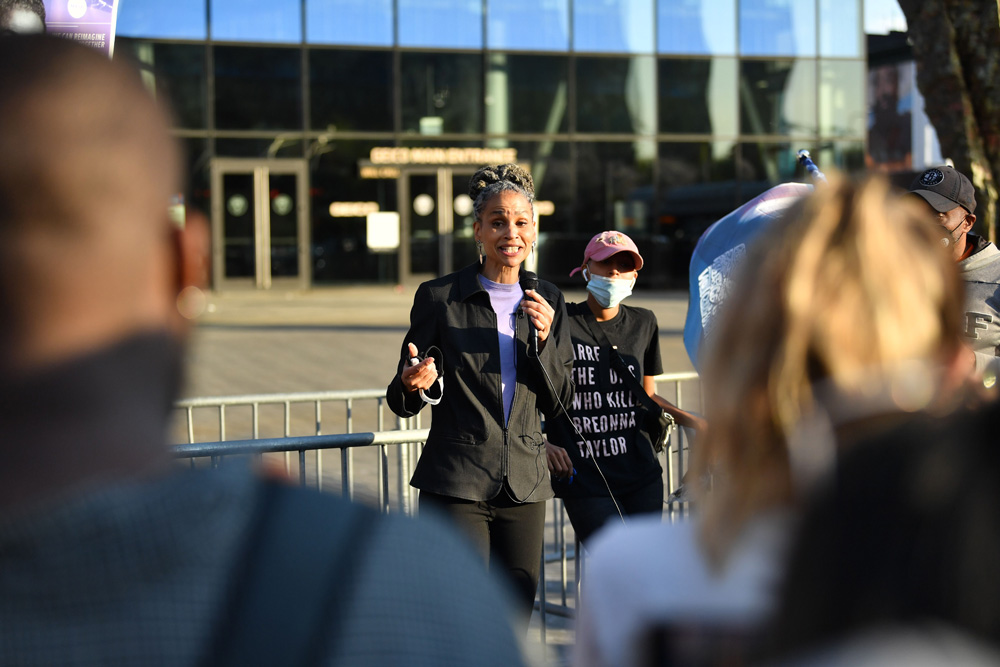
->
[43, 0, 119, 56]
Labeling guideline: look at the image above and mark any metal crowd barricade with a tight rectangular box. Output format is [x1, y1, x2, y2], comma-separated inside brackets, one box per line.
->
[171, 371, 700, 644]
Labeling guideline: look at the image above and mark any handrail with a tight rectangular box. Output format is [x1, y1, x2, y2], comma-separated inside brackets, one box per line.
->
[172, 429, 430, 458]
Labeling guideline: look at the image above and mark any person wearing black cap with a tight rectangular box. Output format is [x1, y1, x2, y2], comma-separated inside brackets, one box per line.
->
[909, 165, 1000, 381]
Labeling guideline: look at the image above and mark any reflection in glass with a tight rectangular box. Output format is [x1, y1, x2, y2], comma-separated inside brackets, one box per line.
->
[223, 173, 256, 279]
[212, 0, 301, 43]
[574, 141, 656, 234]
[184, 138, 211, 217]
[659, 58, 737, 135]
[486, 54, 569, 135]
[116, 41, 206, 129]
[738, 142, 811, 196]
[400, 53, 482, 135]
[657, 141, 739, 283]
[307, 0, 392, 46]
[819, 141, 865, 174]
[820, 60, 865, 138]
[739, 0, 815, 57]
[740, 60, 817, 136]
[269, 173, 299, 278]
[657, 0, 735, 55]
[214, 47, 302, 131]
[310, 140, 398, 284]
[819, 0, 860, 57]
[214, 139, 305, 158]
[116, 0, 206, 39]
[574, 0, 654, 53]
[398, 0, 482, 49]
[487, 0, 569, 51]
[576, 56, 656, 134]
[310, 50, 393, 132]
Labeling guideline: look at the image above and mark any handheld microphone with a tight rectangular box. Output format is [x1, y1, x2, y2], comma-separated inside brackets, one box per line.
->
[520, 271, 540, 358]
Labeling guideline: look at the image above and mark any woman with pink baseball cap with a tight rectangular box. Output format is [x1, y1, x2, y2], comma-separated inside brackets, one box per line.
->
[544, 230, 705, 545]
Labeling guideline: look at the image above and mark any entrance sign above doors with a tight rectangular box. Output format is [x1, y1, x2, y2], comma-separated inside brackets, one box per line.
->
[368, 146, 517, 166]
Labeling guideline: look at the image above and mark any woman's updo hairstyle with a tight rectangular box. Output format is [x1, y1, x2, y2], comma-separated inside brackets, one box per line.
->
[469, 163, 535, 221]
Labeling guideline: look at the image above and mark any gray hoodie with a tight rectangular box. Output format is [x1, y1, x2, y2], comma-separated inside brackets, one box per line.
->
[960, 234, 1000, 377]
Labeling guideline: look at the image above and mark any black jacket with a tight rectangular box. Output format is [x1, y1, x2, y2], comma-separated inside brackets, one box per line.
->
[387, 263, 575, 502]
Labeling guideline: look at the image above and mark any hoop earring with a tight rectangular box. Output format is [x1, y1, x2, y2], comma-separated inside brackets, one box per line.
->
[476, 240, 484, 264]
[176, 285, 207, 320]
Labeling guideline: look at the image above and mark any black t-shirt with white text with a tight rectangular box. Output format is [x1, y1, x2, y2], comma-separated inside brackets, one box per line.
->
[548, 302, 663, 498]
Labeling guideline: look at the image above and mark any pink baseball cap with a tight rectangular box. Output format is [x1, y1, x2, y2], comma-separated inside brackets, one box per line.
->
[569, 230, 644, 276]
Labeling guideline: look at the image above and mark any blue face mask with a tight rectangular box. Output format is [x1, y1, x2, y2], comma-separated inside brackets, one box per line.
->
[585, 271, 635, 309]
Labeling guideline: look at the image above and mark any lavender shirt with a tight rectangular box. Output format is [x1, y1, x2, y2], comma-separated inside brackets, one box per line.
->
[478, 275, 524, 425]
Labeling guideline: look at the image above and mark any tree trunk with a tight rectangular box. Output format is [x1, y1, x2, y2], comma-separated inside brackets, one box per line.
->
[897, 0, 1000, 242]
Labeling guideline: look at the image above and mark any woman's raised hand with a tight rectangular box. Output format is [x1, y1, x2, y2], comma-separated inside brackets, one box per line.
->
[401, 342, 438, 392]
[521, 289, 555, 345]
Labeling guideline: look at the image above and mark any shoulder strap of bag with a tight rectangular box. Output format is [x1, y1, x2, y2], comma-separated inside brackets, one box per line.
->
[581, 310, 662, 417]
[205, 480, 377, 667]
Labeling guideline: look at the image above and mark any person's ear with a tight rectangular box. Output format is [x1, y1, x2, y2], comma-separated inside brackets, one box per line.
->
[171, 209, 210, 326]
[177, 209, 210, 291]
[963, 213, 977, 234]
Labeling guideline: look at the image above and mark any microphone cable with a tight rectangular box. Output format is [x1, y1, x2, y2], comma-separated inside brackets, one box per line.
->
[525, 312, 628, 529]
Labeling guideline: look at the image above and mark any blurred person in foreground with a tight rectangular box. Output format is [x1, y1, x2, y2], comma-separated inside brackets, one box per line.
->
[908, 165, 1000, 383]
[762, 399, 1000, 665]
[545, 230, 705, 545]
[0, 34, 527, 666]
[573, 174, 972, 667]
[386, 164, 574, 626]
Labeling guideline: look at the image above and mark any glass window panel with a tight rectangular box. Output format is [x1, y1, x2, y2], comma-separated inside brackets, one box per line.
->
[820, 60, 865, 138]
[574, 0, 654, 53]
[306, 0, 392, 46]
[398, 0, 483, 49]
[740, 0, 815, 57]
[659, 57, 737, 135]
[214, 47, 302, 130]
[576, 56, 656, 134]
[400, 53, 482, 135]
[864, 0, 906, 35]
[738, 142, 814, 198]
[819, 0, 860, 57]
[116, 0, 206, 39]
[487, 0, 569, 51]
[310, 140, 399, 283]
[657, 142, 739, 283]
[116, 40, 206, 129]
[573, 140, 656, 234]
[310, 50, 393, 132]
[214, 139, 306, 158]
[486, 54, 569, 135]
[657, 0, 736, 55]
[818, 141, 865, 174]
[211, 0, 301, 43]
[183, 138, 211, 216]
[740, 60, 817, 136]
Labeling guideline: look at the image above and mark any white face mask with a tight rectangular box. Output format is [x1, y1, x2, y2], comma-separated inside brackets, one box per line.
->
[584, 268, 635, 308]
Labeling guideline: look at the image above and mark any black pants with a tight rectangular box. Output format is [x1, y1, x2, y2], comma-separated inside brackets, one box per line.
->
[420, 490, 546, 624]
[562, 476, 664, 545]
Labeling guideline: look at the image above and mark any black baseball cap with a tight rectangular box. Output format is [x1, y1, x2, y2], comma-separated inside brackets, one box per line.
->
[908, 166, 976, 214]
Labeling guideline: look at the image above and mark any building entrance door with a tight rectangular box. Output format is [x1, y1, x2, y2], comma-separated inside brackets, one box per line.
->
[210, 158, 309, 291]
[399, 167, 477, 280]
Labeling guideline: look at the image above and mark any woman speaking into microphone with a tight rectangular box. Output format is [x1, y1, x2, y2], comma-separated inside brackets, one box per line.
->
[386, 163, 574, 623]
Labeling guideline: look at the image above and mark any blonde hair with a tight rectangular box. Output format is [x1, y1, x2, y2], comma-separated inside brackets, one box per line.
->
[692, 173, 965, 565]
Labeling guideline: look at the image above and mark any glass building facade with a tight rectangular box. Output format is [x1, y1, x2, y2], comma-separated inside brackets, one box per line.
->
[115, 0, 865, 289]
